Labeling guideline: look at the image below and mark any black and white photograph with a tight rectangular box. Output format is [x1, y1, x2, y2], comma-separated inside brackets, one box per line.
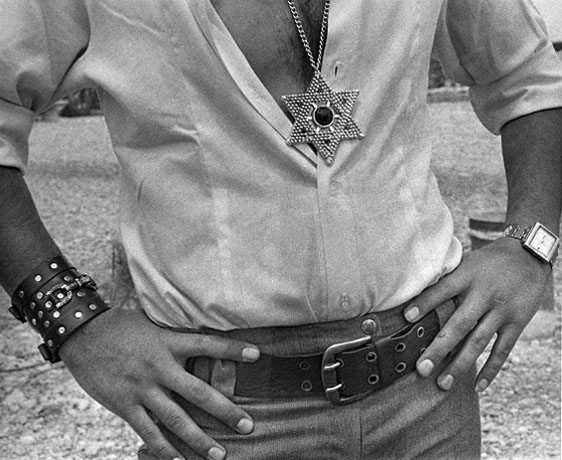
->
[1, 0, 561, 459]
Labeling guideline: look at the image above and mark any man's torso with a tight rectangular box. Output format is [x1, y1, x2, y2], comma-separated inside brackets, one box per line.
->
[16, 0, 469, 329]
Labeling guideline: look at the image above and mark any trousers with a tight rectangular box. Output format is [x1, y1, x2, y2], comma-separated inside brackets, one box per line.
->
[138, 299, 481, 459]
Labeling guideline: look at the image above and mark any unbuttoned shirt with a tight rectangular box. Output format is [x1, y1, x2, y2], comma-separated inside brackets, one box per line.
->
[1, 0, 561, 330]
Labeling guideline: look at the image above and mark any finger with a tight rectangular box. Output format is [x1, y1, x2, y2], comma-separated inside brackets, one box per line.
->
[435, 313, 500, 391]
[416, 292, 485, 378]
[403, 269, 469, 323]
[474, 325, 520, 393]
[164, 332, 260, 363]
[161, 360, 255, 434]
[146, 394, 227, 460]
[126, 406, 187, 460]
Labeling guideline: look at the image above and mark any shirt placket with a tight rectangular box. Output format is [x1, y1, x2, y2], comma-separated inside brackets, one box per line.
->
[315, 161, 361, 322]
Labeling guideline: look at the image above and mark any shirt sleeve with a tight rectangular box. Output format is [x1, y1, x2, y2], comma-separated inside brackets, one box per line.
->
[0, 1, 89, 172]
[433, 0, 562, 135]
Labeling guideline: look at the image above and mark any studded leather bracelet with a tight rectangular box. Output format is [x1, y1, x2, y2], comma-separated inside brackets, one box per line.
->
[9, 255, 111, 363]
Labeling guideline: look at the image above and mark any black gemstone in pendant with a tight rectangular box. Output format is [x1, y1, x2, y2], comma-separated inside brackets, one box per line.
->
[313, 105, 335, 128]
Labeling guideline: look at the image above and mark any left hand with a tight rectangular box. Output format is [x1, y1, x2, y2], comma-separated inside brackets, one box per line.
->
[403, 236, 552, 392]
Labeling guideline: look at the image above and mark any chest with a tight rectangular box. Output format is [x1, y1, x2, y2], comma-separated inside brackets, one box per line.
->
[209, 0, 327, 95]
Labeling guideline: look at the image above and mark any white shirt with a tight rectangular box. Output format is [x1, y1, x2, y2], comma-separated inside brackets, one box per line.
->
[0, 0, 561, 329]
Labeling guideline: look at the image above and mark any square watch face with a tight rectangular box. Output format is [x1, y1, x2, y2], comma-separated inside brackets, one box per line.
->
[528, 226, 558, 259]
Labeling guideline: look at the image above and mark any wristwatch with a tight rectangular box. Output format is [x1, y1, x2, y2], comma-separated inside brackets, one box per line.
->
[503, 222, 560, 265]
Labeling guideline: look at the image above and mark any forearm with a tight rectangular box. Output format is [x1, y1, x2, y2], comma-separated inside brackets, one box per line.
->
[501, 108, 562, 234]
[0, 166, 62, 294]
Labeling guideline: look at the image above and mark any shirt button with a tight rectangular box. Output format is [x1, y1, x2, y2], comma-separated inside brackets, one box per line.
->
[329, 180, 340, 195]
[339, 293, 350, 309]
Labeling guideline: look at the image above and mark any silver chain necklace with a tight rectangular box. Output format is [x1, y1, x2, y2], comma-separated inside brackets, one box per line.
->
[282, 0, 363, 166]
[285, 0, 330, 71]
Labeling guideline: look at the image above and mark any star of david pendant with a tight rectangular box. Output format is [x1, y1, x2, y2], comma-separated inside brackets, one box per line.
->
[282, 71, 363, 166]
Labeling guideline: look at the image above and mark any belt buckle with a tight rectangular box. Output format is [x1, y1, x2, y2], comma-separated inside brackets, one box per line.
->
[321, 336, 372, 405]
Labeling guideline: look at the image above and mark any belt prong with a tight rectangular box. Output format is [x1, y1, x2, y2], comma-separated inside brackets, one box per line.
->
[325, 383, 343, 394]
[323, 361, 342, 371]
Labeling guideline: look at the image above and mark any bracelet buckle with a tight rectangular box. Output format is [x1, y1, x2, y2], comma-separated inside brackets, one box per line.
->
[44, 274, 97, 309]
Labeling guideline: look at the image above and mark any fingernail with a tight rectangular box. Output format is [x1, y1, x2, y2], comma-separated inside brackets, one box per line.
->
[476, 379, 489, 393]
[207, 446, 226, 460]
[404, 306, 419, 322]
[438, 374, 454, 391]
[417, 359, 434, 377]
[242, 347, 260, 361]
[237, 417, 254, 434]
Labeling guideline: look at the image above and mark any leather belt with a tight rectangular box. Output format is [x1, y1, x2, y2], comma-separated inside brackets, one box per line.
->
[233, 310, 441, 405]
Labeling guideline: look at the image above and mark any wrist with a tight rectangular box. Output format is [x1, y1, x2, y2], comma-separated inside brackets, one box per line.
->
[57, 305, 116, 362]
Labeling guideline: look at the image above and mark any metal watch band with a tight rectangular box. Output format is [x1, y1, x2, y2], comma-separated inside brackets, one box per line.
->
[503, 224, 525, 240]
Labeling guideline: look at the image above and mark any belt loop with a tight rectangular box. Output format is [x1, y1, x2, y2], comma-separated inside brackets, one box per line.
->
[210, 359, 237, 398]
[190, 356, 212, 383]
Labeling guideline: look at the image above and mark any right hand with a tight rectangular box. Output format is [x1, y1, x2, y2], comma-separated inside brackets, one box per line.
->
[58, 307, 260, 460]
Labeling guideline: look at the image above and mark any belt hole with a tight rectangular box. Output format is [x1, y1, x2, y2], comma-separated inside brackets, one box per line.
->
[395, 362, 406, 373]
[366, 351, 377, 362]
[367, 374, 379, 385]
[299, 361, 311, 371]
[420, 347, 427, 356]
[394, 342, 406, 353]
[417, 327, 425, 338]
[301, 380, 313, 392]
